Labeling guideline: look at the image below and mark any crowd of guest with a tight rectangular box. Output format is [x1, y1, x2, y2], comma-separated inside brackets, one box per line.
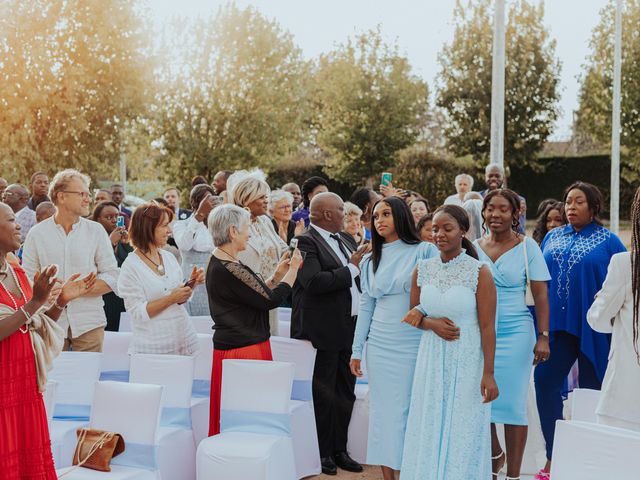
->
[1, 164, 639, 480]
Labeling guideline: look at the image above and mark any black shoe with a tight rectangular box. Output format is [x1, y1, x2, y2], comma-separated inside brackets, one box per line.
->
[321, 456, 337, 475]
[334, 451, 363, 473]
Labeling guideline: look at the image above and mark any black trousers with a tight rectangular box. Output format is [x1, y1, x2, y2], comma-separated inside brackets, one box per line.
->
[312, 347, 356, 458]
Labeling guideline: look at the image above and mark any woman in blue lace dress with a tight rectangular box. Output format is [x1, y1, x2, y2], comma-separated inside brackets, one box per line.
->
[400, 205, 499, 480]
[350, 197, 437, 480]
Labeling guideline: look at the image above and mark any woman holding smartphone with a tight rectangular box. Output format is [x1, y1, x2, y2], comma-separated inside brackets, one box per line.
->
[118, 201, 204, 355]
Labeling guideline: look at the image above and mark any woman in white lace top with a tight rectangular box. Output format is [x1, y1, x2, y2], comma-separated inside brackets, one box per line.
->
[118, 201, 204, 355]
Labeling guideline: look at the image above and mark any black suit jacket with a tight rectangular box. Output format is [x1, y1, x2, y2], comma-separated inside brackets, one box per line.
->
[291, 226, 359, 351]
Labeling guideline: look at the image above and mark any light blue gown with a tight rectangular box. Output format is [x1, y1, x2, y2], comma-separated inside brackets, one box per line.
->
[401, 252, 490, 480]
[474, 237, 550, 425]
[351, 240, 437, 469]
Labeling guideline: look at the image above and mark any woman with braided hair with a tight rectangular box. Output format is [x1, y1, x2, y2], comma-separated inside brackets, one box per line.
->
[587, 186, 640, 432]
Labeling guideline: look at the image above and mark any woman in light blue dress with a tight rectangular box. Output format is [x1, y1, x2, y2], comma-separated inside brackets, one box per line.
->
[350, 197, 437, 480]
[400, 204, 499, 480]
[474, 189, 551, 480]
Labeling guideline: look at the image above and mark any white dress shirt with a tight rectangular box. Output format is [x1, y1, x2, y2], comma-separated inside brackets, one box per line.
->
[310, 224, 360, 316]
[22, 216, 119, 337]
[172, 216, 214, 253]
[118, 250, 198, 355]
[587, 252, 640, 428]
[16, 206, 37, 242]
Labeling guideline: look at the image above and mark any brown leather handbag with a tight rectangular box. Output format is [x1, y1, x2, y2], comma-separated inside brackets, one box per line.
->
[71, 428, 125, 472]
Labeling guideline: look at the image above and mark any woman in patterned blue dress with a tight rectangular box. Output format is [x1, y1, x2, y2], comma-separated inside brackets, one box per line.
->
[350, 197, 437, 480]
[474, 189, 551, 480]
[400, 205, 499, 480]
[534, 182, 626, 479]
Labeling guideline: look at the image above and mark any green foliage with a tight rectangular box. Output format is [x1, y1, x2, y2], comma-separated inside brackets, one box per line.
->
[437, 0, 561, 169]
[149, 4, 311, 190]
[576, 0, 640, 181]
[0, 0, 154, 183]
[312, 28, 429, 185]
[392, 143, 477, 205]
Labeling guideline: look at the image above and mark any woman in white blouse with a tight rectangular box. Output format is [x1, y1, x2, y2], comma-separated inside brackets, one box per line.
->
[118, 201, 204, 355]
[587, 188, 640, 431]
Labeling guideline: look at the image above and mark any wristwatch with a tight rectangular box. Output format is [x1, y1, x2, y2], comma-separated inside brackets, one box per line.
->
[538, 330, 549, 338]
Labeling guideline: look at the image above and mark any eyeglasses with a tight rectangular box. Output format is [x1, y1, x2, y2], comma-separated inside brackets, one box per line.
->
[63, 191, 91, 199]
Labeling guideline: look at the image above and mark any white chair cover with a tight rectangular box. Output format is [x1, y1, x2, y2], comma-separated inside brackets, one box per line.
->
[277, 308, 291, 338]
[196, 360, 297, 480]
[119, 312, 132, 332]
[130, 354, 196, 480]
[552, 420, 640, 479]
[100, 332, 132, 382]
[271, 336, 321, 478]
[571, 388, 601, 423]
[56, 381, 163, 480]
[189, 315, 214, 335]
[191, 334, 213, 446]
[49, 352, 102, 468]
[347, 383, 369, 465]
[43, 380, 57, 425]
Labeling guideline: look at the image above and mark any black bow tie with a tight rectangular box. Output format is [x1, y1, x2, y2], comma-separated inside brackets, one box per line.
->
[329, 233, 351, 262]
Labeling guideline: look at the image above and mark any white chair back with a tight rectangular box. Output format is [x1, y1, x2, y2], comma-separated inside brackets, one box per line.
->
[192, 334, 213, 397]
[571, 388, 601, 423]
[220, 360, 294, 435]
[119, 312, 132, 332]
[130, 354, 195, 429]
[277, 308, 292, 338]
[552, 420, 640, 479]
[270, 336, 316, 402]
[43, 380, 57, 424]
[100, 331, 132, 382]
[190, 315, 214, 334]
[50, 352, 102, 420]
[90, 381, 163, 470]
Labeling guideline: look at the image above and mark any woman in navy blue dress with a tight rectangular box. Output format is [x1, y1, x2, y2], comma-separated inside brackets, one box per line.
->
[533, 182, 626, 479]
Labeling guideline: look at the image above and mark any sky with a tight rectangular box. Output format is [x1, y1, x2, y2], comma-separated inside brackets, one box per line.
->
[147, 0, 611, 140]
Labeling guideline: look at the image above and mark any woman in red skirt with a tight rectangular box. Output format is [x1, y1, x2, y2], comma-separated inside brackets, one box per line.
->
[0, 203, 95, 478]
[205, 204, 302, 435]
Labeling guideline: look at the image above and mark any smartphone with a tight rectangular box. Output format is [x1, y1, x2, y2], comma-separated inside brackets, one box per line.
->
[116, 215, 125, 228]
[184, 278, 197, 289]
[289, 238, 298, 258]
[381, 172, 393, 187]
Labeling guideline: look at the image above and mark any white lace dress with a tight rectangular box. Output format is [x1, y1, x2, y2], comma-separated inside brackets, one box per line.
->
[400, 252, 491, 480]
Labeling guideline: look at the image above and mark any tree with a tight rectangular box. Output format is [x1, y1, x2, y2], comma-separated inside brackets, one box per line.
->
[437, 0, 561, 169]
[576, 0, 640, 180]
[312, 28, 429, 185]
[0, 0, 154, 182]
[150, 4, 311, 189]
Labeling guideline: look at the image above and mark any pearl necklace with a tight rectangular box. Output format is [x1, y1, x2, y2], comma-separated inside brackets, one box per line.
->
[0, 263, 29, 333]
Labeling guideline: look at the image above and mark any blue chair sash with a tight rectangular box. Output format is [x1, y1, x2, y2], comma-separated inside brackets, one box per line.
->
[356, 378, 369, 385]
[53, 404, 91, 422]
[192, 379, 211, 398]
[291, 379, 312, 402]
[100, 370, 130, 382]
[111, 442, 158, 470]
[220, 409, 291, 437]
[160, 407, 192, 429]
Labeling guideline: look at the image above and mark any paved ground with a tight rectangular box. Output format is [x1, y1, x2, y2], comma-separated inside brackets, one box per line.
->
[309, 467, 536, 479]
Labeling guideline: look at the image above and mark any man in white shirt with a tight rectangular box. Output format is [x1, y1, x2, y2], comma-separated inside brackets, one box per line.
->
[22, 169, 119, 352]
[444, 173, 474, 206]
[3, 184, 36, 242]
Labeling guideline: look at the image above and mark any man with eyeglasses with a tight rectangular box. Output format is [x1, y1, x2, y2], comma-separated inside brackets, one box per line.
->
[3, 184, 36, 242]
[22, 169, 119, 352]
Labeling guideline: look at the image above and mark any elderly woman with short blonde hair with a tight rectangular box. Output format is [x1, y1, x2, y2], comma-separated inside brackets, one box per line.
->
[343, 201, 365, 245]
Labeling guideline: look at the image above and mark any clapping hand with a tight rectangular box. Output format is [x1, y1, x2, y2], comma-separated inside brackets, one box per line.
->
[187, 266, 205, 287]
[58, 272, 98, 304]
[32, 265, 60, 305]
[294, 219, 305, 236]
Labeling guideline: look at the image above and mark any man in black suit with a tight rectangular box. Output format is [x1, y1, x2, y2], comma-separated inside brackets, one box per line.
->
[292, 192, 367, 476]
[163, 186, 192, 220]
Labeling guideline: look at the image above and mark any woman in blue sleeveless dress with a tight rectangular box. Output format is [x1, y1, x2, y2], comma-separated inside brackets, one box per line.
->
[400, 205, 499, 480]
[350, 197, 437, 480]
[474, 189, 551, 480]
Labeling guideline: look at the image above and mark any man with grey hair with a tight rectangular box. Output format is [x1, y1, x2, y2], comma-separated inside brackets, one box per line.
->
[444, 173, 475, 206]
[292, 192, 367, 475]
[22, 169, 119, 352]
[480, 163, 526, 234]
[3, 183, 36, 242]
